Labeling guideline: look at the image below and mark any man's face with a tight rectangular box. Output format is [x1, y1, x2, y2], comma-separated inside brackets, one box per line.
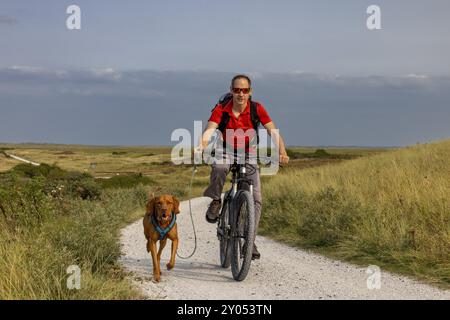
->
[230, 78, 252, 108]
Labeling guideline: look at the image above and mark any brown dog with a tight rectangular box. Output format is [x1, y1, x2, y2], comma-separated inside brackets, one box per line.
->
[143, 194, 180, 282]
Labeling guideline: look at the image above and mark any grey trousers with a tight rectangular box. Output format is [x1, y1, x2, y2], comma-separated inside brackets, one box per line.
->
[203, 162, 262, 236]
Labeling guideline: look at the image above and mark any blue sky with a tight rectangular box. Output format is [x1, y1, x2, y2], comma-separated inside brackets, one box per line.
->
[1, 0, 449, 146]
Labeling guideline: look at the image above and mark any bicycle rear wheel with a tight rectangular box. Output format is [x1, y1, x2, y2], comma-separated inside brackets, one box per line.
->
[231, 190, 255, 281]
[218, 195, 231, 268]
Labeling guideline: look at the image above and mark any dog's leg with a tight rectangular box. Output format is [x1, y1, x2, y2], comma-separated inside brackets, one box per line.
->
[157, 238, 167, 265]
[167, 238, 178, 271]
[149, 240, 161, 282]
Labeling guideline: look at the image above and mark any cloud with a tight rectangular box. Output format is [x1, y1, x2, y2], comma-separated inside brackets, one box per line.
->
[90, 68, 122, 81]
[7, 65, 68, 76]
[0, 15, 17, 26]
[1, 66, 448, 102]
[0, 67, 449, 146]
[405, 74, 429, 80]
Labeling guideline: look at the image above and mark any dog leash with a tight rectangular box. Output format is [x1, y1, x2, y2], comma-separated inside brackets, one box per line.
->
[176, 165, 198, 259]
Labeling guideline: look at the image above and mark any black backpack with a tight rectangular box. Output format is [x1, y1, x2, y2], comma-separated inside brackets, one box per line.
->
[211, 93, 261, 143]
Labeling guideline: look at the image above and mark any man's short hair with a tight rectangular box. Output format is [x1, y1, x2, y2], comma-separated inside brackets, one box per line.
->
[231, 74, 252, 88]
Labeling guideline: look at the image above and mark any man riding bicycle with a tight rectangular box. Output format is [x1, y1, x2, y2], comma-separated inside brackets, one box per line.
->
[197, 74, 289, 260]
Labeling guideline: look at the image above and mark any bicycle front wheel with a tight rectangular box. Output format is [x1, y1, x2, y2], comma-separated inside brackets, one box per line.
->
[231, 190, 255, 281]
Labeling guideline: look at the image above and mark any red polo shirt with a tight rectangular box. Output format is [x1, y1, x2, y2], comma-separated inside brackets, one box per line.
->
[209, 100, 272, 150]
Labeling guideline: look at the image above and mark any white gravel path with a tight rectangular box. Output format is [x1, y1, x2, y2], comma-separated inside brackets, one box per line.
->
[119, 197, 450, 300]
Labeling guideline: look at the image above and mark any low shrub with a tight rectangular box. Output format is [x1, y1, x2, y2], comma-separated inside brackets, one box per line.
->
[98, 173, 156, 189]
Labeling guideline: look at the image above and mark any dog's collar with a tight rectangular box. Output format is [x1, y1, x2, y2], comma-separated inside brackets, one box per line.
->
[151, 212, 176, 240]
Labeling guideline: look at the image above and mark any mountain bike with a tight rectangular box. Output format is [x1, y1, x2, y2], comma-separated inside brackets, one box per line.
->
[216, 160, 257, 281]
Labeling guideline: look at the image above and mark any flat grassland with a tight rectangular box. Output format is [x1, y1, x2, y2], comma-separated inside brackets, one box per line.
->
[0, 143, 385, 175]
[0, 143, 381, 197]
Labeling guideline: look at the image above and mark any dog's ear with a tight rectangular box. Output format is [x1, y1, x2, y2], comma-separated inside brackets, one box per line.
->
[146, 196, 157, 216]
[172, 196, 180, 214]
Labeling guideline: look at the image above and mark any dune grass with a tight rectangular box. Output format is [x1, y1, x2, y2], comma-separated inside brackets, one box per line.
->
[0, 178, 149, 299]
[259, 139, 450, 288]
[0, 157, 212, 299]
[3, 141, 446, 297]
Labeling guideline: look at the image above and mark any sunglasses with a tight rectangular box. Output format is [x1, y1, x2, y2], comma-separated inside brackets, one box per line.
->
[232, 87, 251, 94]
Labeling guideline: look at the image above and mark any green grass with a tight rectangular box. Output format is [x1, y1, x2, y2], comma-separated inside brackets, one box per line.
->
[260, 139, 450, 288]
[3, 141, 446, 297]
[97, 173, 157, 189]
[0, 143, 173, 173]
[0, 182, 148, 299]
[0, 159, 210, 299]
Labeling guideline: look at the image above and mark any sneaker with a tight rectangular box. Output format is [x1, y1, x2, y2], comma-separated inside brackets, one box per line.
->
[252, 244, 261, 260]
[206, 199, 221, 223]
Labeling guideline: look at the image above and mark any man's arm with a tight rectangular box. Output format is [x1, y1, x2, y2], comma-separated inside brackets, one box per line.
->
[263, 121, 289, 164]
[197, 121, 218, 150]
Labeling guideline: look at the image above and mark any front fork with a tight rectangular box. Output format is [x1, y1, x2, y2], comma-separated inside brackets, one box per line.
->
[232, 169, 254, 197]
[233, 180, 253, 196]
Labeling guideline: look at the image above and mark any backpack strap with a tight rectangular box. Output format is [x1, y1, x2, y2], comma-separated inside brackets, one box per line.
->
[218, 112, 230, 133]
[250, 101, 261, 132]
